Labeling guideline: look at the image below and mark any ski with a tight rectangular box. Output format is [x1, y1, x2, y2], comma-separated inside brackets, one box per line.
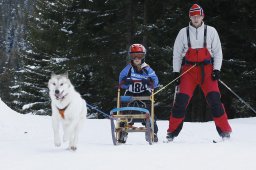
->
[163, 140, 171, 143]
[163, 138, 229, 143]
[212, 137, 230, 143]
[163, 139, 174, 143]
[163, 140, 172, 143]
[212, 139, 220, 143]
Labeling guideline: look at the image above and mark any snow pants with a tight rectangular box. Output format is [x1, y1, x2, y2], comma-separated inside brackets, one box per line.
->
[167, 64, 232, 137]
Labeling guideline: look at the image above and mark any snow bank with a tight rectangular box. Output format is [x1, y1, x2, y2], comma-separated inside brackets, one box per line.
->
[0, 98, 22, 127]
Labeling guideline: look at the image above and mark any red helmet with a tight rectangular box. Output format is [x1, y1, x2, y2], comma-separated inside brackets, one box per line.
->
[128, 44, 146, 64]
[128, 44, 146, 55]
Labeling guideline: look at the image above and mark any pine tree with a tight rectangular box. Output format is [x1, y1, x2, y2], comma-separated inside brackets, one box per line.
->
[14, 0, 80, 114]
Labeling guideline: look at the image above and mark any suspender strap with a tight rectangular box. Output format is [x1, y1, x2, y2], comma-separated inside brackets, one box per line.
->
[204, 24, 207, 48]
[186, 24, 207, 48]
[186, 26, 191, 48]
[127, 67, 132, 77]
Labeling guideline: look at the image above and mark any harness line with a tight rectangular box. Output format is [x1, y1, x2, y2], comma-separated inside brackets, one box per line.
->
[87, 103, 111, 118]
[151, 64, 196, 97]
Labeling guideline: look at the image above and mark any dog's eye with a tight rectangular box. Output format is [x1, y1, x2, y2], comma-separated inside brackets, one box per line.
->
[53, 83, 56, 86]
[60, 83, 63, 86]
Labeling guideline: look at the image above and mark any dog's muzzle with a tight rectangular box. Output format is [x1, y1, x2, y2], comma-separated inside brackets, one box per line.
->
[55, 90, 65, 100]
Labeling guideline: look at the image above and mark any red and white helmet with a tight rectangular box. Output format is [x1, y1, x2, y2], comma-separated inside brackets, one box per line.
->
[128, 44, 146, 55]
[128, 44, 146, 65]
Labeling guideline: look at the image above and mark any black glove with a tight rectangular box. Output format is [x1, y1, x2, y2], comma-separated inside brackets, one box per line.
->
[141, 78, 152, 86]
[122, 76, 133, 85]
[173, 72, 180, 85]
[212, 70, 220, 80]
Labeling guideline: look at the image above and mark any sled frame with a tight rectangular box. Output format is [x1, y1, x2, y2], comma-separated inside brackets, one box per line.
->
[110, 88, 155, 145]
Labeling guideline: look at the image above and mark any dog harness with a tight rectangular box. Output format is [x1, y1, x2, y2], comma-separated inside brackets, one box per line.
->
[57, 104, 69, 119]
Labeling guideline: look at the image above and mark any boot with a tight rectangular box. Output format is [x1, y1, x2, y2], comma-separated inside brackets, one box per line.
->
[166, 132, 174, 142]
[145, 133, 158, 143]
[118, 131, 128, 143]
[153, 133, 158, 142]
[220, 132, 230, 140]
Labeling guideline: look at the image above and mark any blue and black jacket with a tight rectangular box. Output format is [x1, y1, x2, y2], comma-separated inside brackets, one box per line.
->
[119, 63, 159, 94]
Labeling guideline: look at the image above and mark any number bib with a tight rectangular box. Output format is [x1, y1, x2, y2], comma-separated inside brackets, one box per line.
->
[128, 82, 148, 93]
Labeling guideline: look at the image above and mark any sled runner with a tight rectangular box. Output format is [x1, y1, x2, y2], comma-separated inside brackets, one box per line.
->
[110, 87, 155, 145]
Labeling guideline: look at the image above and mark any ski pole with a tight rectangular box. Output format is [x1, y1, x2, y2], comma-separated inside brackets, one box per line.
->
[173, 85, 179, 106]
[219, 79, 256, 114]
[152, 64, 196, 97]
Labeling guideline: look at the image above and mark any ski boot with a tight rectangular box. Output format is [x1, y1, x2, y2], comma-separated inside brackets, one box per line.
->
[153, 133, 158, 142]
[145, 133, 158, 143]
[117, 121, 128, 143]
[220, 132, 231, 140]
[165, 132, 175, 142]
[118, 131, 128, 143]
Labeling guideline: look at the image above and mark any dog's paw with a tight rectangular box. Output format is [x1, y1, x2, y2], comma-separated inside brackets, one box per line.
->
[54, 141, 61, 147]
[70, 146, 77, 151]
[54, 136, 61, 147]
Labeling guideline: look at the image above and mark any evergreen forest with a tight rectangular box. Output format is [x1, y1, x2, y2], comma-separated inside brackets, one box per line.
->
[0, 0, 255, 121]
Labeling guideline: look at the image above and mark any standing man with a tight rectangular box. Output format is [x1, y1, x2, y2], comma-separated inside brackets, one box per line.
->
[166, 4, 232, 142]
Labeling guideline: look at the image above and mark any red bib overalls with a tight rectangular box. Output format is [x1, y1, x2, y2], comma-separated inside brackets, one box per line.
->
[168, 25, 232, 137]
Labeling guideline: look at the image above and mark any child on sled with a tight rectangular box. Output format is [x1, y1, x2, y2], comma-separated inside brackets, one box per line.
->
[119, 43, 159, 143]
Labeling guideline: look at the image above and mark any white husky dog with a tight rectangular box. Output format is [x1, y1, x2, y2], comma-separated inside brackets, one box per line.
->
[48, 72, 87, 150]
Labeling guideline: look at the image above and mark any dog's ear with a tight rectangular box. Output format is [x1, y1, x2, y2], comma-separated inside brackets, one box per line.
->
[51, 72, 56, 78]
[64, 71, 69, 78]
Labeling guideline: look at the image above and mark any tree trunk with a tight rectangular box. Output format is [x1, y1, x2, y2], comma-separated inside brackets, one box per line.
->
[126, 0, 134, 63]
[143, 0, 148, 47]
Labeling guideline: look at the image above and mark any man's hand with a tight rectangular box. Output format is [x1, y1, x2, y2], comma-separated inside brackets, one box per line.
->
[173, 72, 180, 85]
[212, 70, 220, 80]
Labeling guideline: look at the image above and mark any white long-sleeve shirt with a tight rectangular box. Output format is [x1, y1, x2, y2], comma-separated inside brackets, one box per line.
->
[173, 22, 223, 72]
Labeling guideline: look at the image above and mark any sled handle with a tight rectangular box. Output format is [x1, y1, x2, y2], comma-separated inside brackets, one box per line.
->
[110, 107, 149, 115]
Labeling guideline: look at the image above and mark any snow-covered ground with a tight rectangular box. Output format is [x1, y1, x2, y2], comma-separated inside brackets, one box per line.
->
[1, 98, 256, 170]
